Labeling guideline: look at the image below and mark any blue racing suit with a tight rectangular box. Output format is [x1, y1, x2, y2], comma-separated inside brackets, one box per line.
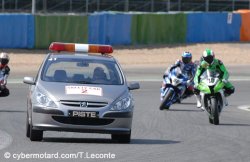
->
[0, 65, 10, 97]
[163, 60, 196, 82]
[161, 60, 197, 100]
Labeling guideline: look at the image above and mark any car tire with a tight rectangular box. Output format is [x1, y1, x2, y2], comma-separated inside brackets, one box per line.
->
[111, 132, 131, 143]
[26, 112, 30, 138]
[30, 125, 43, 141]
[0, 88, 9, 97]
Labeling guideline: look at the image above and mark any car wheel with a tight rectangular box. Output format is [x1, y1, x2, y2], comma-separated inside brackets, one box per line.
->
[26, 112, 30, 138]
[111, 132, 131, 143]
[0, 88, 9, 97]
[30, 125, 43, 141]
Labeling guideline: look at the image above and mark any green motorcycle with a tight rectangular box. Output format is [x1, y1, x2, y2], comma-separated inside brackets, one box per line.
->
[197, 69, 227, 125]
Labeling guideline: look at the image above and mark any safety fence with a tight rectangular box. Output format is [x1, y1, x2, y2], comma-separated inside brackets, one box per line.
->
[0, 11, 249, 49]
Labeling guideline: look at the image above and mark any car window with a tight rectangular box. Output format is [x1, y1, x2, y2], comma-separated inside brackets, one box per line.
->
[41, 57, 123, 85]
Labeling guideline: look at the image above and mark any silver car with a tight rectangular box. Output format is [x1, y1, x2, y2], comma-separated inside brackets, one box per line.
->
[23, 43, 140, 143]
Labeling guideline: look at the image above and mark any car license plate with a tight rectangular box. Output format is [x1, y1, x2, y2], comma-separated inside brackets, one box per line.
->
[69, 110, 99, 118]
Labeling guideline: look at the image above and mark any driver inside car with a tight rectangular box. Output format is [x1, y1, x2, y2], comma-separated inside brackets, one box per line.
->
[92, 67, 108, 83]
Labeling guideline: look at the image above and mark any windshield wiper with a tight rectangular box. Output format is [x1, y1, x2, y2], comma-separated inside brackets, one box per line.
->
[68, 81, 114, 85]
[70, 81, 93, 84]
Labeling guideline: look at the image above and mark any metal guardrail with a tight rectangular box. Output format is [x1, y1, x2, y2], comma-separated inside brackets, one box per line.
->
[1, 0, 250, 14]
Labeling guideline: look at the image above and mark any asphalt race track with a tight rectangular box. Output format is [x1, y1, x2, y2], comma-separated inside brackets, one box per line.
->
[0, 66, 250, 162]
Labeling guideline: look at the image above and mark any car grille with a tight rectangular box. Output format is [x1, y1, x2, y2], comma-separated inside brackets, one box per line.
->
[60, 100, 108, 108]
[52, 116, 114, 125]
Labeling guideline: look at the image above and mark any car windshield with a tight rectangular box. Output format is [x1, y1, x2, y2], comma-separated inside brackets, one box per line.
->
[41, 57, 123, 85]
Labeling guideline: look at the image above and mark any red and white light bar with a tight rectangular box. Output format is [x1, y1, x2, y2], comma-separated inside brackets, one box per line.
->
[49, 42, 113, 54]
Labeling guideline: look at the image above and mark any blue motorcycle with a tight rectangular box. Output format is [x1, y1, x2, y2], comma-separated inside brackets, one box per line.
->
[159, 67, 192, 110]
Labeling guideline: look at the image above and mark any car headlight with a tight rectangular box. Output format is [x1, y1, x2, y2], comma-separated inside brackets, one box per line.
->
[110, 94, 133, 111]
[35, 90, 57, 108]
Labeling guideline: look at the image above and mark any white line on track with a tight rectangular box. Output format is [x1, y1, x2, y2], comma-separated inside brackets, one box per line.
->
[238, 105, 250, 112]
[0, 130, 12, 150]
[7, 77, 250, 84]
[127, 78, 250, 82]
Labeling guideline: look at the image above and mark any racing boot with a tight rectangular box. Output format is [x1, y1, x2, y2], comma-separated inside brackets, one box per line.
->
[176, 92, 182, 104]
[195, 94, 202, 108]
[160, 87, 165, 101]
[223, 86, 234, 106]
[174, 94, 181, 104]
[224, 97, 228, 106]
[195, 94, 202, 109]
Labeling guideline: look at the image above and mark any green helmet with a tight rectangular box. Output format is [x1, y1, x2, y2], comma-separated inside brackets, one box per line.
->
[202, 49, 214, 65]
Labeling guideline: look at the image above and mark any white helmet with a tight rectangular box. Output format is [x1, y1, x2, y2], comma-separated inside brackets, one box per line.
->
[0, 52, 9, 65]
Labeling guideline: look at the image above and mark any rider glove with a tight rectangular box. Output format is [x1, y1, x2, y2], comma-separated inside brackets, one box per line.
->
[160, 87, 165, 93]
[222, 79, 228, 84]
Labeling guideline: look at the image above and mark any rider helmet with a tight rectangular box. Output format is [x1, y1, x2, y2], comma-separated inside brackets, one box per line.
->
[202, 49, 214, 65]
[0, 52, 9, 66]
[182, 51, 192, 64]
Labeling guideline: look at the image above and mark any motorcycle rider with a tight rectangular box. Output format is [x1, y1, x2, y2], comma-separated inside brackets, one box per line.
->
[161, 51, 196, 101]
[0, 52, 10, 97]
[194, 49, 235, 108]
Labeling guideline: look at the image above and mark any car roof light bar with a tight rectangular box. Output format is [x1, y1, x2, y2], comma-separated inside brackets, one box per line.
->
[49, 42, 113, 54]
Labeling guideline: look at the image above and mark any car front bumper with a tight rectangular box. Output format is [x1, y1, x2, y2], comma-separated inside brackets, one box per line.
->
[31, 106, 132, 134]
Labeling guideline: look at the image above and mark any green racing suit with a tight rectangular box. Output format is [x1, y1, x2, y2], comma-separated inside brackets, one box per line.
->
[194, 58, 235, 95]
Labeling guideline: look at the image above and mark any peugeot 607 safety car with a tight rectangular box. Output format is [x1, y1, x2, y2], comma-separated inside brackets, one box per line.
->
[23, 42, 140, 143]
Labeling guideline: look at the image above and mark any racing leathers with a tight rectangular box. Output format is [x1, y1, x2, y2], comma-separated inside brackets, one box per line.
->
[0, 64, 10, 97]
[161, 60, 196, 100]
[194, 59, 235, 107]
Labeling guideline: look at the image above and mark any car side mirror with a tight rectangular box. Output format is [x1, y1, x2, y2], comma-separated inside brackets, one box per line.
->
[128, 82, 140, 90]
[23, 77, 35, 85]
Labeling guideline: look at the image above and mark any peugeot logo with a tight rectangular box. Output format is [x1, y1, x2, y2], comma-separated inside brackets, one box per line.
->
[80, 102, 88, 108]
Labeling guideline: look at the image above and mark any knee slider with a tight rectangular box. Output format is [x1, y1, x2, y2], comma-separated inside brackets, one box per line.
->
[193, 88, 200, 95]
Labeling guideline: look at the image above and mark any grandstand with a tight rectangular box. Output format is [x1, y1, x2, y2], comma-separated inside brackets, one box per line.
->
[0, 0, 250, 13]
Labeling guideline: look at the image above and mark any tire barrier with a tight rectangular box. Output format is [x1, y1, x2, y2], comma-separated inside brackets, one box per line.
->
[35, 15, 88, 49]
[88, 12, 132, 45]
[236, 10, 250, 41]
[187, 13, 241, 43]
[131, 13, 187, 44]
[0, 12, 246, 49]
[0, 14, 34, 48]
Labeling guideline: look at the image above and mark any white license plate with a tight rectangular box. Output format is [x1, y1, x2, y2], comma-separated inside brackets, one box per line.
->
[69, 110, 98, 118]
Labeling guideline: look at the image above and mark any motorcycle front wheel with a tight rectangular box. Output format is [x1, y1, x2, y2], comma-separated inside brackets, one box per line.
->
[210, 97, 219, 125]
[159, 89, 174, 110]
